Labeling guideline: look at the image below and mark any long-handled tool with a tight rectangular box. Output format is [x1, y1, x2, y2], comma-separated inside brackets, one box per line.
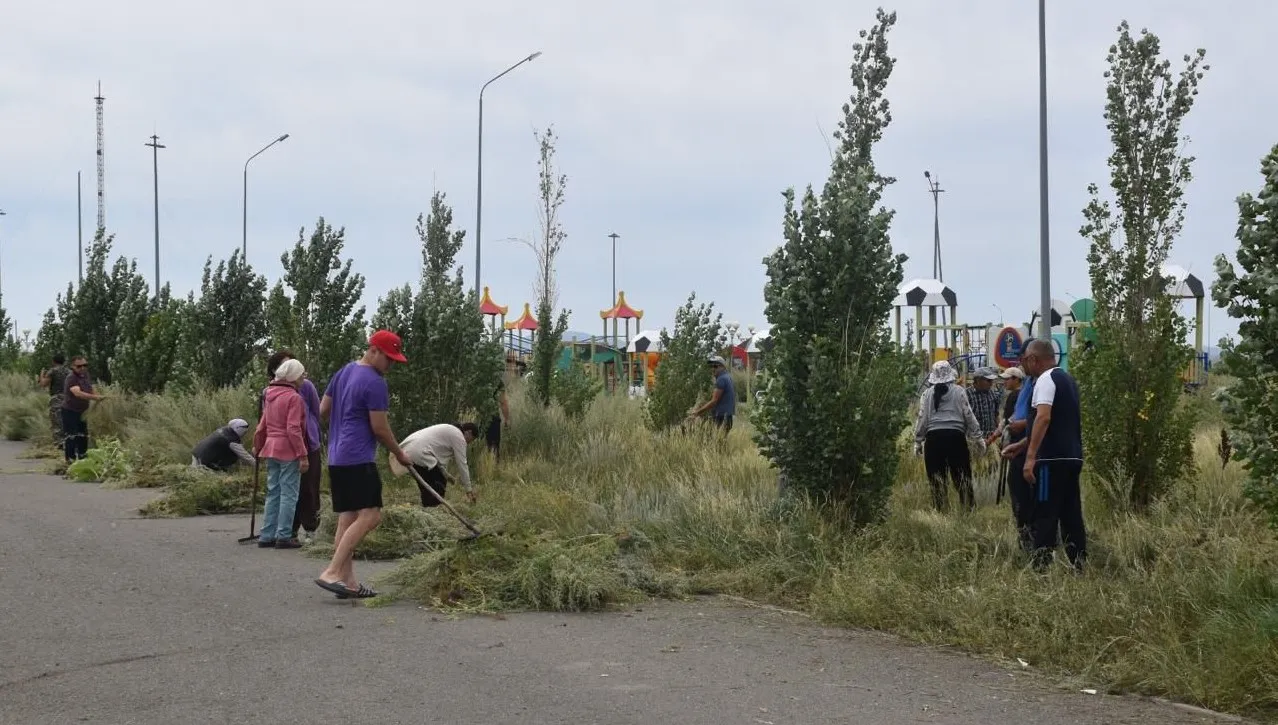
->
[407, 466, 483, 541]
[237, 458, 261, 544]
[996, 456, 1008, 505]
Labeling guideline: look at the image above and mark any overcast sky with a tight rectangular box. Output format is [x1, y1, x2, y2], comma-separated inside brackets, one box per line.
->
[1, 0, 1272, 348]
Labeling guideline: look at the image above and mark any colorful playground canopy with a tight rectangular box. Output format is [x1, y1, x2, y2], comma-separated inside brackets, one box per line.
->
[892, 278, 958, 308]
[601, 291, 643, 320]
[505, 302, 539, 331]
[479, 286, 508, 317]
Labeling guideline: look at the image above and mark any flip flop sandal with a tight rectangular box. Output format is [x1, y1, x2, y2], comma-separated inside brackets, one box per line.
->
[314, 578, 357, 597]
[334, 583, 378, 600]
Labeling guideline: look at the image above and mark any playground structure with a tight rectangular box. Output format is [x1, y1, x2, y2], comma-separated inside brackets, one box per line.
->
[891, 264, 1209, 387]
[478, 287, 509, 335]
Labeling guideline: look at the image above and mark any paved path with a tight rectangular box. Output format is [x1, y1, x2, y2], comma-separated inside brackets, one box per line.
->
[0, 441, 1248, 725]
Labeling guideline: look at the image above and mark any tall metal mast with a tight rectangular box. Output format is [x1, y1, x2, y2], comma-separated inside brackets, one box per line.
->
[95, 82, 106, 231]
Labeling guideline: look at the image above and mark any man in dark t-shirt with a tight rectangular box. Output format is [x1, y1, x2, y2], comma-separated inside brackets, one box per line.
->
[60, 356, 104, 463]
[1021, 339, 1086, 571]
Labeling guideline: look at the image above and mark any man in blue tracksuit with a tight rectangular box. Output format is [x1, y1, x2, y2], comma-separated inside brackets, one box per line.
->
[998, 368, 1035, 552]
[1019, 339, 1086, 571]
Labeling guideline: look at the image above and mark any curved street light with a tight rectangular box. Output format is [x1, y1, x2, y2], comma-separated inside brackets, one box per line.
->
[475, 51, 543, 296]
[242, 133, 290, 260]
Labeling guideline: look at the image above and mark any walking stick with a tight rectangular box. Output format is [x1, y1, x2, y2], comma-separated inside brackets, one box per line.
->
[997, 456, 1008, 505]
[237, 458, 261, 543]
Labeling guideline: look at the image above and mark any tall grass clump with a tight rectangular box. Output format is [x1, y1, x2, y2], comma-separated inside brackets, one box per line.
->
[0, 372, 52, 444]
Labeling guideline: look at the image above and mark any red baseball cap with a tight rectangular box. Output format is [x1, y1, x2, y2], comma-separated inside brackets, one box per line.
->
[369, 330, 407, 363]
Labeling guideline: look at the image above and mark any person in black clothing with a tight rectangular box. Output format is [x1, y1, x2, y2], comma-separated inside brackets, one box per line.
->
[1020, 339, 1087, 571]
[61, 356, 103, 463]
[995, 367, 1035, 552]
[191, 419, 256, 472]
[485, 378, 511, 458]
[39, 355, 70, 447]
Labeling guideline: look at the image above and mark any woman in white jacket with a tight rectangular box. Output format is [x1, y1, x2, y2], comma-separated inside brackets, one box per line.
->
[914, 360, 985, 511]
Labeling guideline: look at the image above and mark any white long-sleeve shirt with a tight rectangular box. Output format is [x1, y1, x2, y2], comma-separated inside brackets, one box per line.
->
[390, 424, 472, 492]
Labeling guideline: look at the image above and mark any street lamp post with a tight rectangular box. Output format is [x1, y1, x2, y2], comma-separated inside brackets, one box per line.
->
[1037, 0, 1052, 339]
[608, 232, 620, 303]
[0, 209, 7, 339]
[145, 134, 165, 295]
[242, 133, 290, 260]
[475, 51, 543, 296]
[992, 303, 1004, 325]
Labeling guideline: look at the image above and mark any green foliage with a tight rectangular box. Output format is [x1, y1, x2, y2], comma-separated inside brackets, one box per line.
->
[264, 218, 368, 391]
[1073, 21, 1206, 512]
[1213, 143, 1278, 526]
[646, 293, 724, 431]
[552, 361, 602, 421]
[30, 308, 64, 377]
[529, 126, 571, 408]
[756, 8, 917, 524]
[57, 230, 150, 384]
[190, 251, 267, 389]
[0, 296, 19, 371]
[111, 286, 190, 394]
[0, 373, 48, 443]
[65, 438, 132, 483]
[374, 192, 504, 434]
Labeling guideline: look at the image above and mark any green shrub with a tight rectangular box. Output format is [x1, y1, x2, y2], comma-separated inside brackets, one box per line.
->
[551, 361, 601, 421]
[65, 438, 132, 482]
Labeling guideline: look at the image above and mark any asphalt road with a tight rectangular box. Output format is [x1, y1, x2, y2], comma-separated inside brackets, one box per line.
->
[0, 441, 1248, 725]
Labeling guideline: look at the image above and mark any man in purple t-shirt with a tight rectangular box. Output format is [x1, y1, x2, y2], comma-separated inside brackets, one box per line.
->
[315, 330, 412, 599]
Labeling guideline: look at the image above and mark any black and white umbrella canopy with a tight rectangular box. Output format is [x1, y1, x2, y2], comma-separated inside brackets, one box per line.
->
[626, 329, 664, 353]
[1162, 264, 1205, 299]
[745, 328, 772, 354]
[893, 278, 958, 308]
[1028, 299, 1075, 330]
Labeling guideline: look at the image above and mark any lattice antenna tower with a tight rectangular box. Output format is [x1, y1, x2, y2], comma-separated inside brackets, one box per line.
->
[95, 81, 106, 231]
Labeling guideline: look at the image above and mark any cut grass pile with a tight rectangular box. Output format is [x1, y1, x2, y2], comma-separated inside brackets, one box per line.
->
[1, 371, 1275, 719]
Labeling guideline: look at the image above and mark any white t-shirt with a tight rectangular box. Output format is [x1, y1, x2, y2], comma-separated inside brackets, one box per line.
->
[389, 424, 472, 491]
[1031, 368, 1058, 408]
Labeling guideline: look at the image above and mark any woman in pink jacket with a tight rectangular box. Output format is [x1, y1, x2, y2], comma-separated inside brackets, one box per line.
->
[253, 358, 310, 549]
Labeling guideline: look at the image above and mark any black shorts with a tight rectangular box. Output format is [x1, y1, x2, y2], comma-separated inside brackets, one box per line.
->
[328, 462, 383, 513]
[413, 464, 447, 507]
[712, 414, 734, 434]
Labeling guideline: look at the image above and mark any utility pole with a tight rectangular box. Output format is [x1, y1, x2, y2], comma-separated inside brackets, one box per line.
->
[76, 171, 83, 283]
[1037, 0, 1053, 340]
[608, 232, 620, 304]
[145, 134, 165, 296]
[924, 170, 949, 342]
[924, 170, 944, 281]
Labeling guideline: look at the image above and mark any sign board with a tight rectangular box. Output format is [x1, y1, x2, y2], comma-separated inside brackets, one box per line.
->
[992, 326, 1024, 368]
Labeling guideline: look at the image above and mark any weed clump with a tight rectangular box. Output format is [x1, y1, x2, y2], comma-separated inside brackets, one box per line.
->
[139, 466, 255, 517]
[309, 503, 460, 560]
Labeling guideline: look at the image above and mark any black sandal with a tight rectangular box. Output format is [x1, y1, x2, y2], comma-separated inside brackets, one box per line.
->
[335, 583, 379, 600]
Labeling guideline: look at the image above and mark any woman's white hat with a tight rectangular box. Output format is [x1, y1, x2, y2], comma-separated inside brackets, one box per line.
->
[927, 360, 957, 385]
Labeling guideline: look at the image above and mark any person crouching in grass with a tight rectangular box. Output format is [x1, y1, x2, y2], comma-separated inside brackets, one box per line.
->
[253, 359, 310, 549]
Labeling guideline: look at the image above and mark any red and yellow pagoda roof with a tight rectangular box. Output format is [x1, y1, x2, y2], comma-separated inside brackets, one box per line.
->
[479, 286, 508, 317]
[504, 302, 539, 331]
[600, 291, 643, 321]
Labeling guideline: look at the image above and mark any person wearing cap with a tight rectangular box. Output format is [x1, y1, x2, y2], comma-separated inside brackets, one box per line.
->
[688, 355, 736, 433]
[997, 365, 1036, 552]
[914, 360, 985, 511]
[389, 422, 481, 506]
[253, 359, 310, 549]
[966, 366, 1001, 440]
[315, 330, 413, 599]
[190, 418, 256, 472]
